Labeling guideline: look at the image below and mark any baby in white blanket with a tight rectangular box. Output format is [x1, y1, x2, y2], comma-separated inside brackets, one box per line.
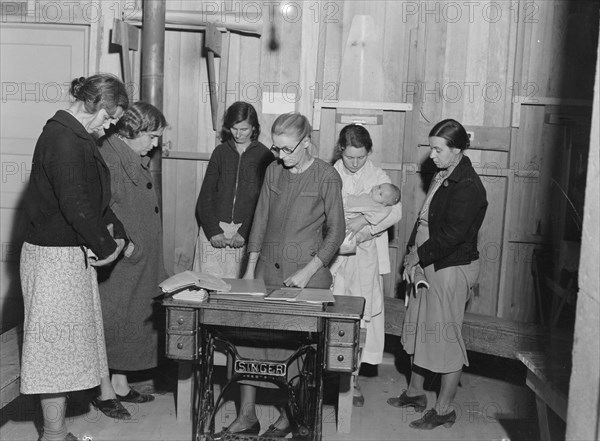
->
[340, 182, 401, 254]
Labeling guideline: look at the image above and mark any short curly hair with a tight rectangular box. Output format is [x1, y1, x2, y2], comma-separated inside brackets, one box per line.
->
[116, 101, 168, 139]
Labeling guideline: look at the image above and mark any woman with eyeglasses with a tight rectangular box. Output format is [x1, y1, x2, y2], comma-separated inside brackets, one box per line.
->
[195, 101, 274, 277]
[214, 112, 345, 438]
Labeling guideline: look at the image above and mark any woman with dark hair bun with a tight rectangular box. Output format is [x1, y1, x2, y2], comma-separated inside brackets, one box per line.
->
[388, 119, 488, 430]
[20, 73, 129, 441]
[195, 101, 274, 277]
[90, 102, 169, 419]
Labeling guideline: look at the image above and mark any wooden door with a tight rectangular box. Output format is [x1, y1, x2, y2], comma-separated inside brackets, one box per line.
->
[0, 23, 88, 331]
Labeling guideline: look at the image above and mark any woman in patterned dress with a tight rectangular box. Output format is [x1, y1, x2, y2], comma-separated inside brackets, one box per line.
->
[20, 74, 129, 441]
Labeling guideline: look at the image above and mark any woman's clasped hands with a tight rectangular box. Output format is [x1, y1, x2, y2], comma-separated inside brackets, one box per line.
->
[210, 232, 246, 249]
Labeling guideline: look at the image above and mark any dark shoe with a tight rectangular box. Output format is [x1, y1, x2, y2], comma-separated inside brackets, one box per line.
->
[213, 420, 260, 439]
[38, 432, 81, 441]
[91, 397, 132, 420]
[353, 383, 364, 407]
[409, 409, 456, 430]
[261, 423, 294, 438]
[387, 391, 427, 412]
[352, 394, 365, 407]
[116, 388, 154, 403]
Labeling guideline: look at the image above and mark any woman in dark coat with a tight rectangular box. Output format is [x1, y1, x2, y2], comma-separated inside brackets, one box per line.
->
[93, 102, 168, 418]
[388, 119, 488, 430]
[21, 74, 128, 441]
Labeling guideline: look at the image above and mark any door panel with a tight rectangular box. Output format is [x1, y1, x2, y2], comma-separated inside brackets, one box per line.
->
[0, 23, 88, 331]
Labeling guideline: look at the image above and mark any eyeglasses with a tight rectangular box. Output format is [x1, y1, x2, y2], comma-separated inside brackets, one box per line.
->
[271, 137, 304, 155]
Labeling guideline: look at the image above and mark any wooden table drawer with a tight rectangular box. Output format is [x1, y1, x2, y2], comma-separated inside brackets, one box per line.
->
[327, 320, 359, 344]
[325, 346, 357, 372]
[166, 332, 198, 360]
[167, 307, 197, 332]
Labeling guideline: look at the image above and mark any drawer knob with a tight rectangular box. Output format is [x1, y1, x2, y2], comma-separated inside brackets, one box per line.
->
[338, 330, 345, 337]
[178, 317, 185, 325]
[337, 355, 344, 362]
[177, 342, 184, 349]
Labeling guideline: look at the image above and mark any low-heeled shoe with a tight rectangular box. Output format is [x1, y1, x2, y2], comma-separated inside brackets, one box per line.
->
[213, 421, 260, 440]
[352, 394, 365, 407]
[116, 388, 154, 403]
[386, 391, 427, 412]
[91, 397, 132, 420]
[409, 409, 456, 430]
[38, 432, 81, 441]
[261, 423, 294, 438]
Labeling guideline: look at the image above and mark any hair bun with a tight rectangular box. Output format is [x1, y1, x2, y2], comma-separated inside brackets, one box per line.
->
[70, 77, 86, 98]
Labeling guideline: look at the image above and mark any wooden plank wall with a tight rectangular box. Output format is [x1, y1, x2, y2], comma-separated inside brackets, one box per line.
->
[157, 0, 597, 324]
[499, 1, 597, 321]
[401, 1, 517, 318]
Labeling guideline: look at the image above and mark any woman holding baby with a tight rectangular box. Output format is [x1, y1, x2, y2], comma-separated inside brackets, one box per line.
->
[330, 124, 403, 407]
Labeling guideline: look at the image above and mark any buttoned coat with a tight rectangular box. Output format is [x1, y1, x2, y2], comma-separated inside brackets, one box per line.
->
[97, 134, 165, 371]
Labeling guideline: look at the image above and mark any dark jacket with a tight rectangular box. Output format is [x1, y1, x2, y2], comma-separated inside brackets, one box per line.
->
[196, 139, 274, 240]
[409, 155, 488, 271]
[24, 110, 127, 259]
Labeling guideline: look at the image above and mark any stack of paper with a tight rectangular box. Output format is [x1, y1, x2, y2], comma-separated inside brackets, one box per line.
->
[265, 287, 335, 304]
[159, 271, 231, 294]
[171, 288, 209, 303]
[209, 278, 268, 301]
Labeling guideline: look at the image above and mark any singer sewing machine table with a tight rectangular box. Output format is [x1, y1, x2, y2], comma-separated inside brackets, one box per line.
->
[163, 295, 365, 441]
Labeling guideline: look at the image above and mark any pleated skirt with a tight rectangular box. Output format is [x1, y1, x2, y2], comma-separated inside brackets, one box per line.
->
[401, 226, 480, 373]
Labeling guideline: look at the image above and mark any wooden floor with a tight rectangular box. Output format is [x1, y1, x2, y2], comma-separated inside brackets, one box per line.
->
[0, 352, 541, 441]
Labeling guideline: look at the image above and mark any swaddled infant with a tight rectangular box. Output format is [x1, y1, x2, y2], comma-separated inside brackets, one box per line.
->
[340, 182, 401, 254]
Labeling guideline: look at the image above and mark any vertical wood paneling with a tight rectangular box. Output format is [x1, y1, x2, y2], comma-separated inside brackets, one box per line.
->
[463, 12, 489, 125]
[441, 14, 469, 121]
[155, 0, 595, 324]
[485, 3, 512, 127]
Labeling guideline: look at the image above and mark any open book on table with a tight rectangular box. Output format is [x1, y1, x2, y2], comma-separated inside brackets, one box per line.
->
[210, 278, 268, 300]
[159, 271, 267, 302]
[265, 287, 335, 304]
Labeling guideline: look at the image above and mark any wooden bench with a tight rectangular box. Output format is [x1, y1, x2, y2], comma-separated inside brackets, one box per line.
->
[384, 297, 572, 359]
[384, 297, 573, 441]
[517, 349, 571, 441]
[1, 326, 21, 409]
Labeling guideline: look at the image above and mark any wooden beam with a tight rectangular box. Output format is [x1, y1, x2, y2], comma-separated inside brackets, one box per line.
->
[127, 9, 262, 36]
[313, 100, 412, 130]
[162, 151, 212, 161]
[511, 96, 593, 128]
[416, 120, 512, 152]
[0, 326, 21, 409]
